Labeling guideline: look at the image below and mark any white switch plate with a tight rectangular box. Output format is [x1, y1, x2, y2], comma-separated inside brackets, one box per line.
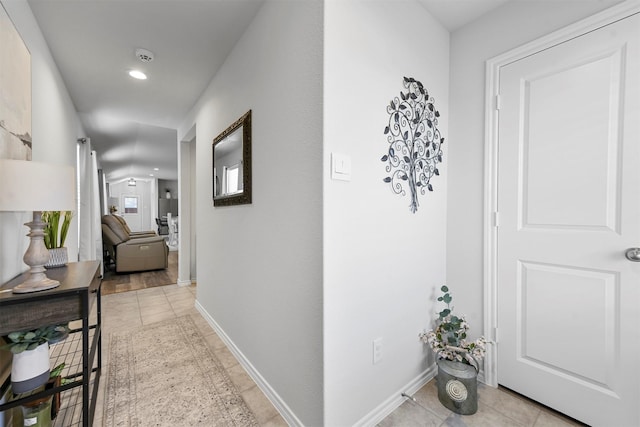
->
[331, 152, 351, 181]
[373, 337, 383, 364]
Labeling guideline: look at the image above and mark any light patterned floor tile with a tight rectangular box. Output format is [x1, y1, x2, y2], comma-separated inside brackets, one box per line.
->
[262, 413, 289, 427]
[141, 310, 177, 325]
[226, 363, 256, 393]
[413, 378, 452, 420]
[241, 385, 280, 425]
[378, 400, 444, 427]
[442, 403, 526, 427]
[478, 384, 540, 426]
[534, 409, 585, 427]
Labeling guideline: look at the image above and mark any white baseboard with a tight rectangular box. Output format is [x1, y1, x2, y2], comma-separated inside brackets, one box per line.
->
[194, 301, 450, 426]
[177, 278, 191, 287]
[195, 301, 304, 426]
[353, 365, 437, 427]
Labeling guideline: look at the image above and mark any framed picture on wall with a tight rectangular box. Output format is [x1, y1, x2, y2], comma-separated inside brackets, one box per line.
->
[0, 3, 32, 161]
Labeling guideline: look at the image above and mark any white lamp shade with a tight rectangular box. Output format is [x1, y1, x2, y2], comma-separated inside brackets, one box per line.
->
[0, 160, 75, 212]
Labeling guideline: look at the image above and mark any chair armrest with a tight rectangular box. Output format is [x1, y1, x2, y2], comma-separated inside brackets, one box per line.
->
[129, 231, 158, 238]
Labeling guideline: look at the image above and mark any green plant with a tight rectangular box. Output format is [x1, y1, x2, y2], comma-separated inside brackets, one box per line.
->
[1, 324, 69, 354]
[419, 285, 486, 367]
[49, 363, 65, 378]
[50, 362, 69, 385]
[42, 211, 73, 249]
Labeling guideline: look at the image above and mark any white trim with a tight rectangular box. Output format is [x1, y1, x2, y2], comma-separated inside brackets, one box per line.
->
[353, 366, 437, 427]
[176, 278, 192, 287]
[194, 300, 305, 427]
[483, 0, 640, 388]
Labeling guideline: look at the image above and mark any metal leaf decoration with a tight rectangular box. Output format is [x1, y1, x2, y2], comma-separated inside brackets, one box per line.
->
[382, 77, 444, 213]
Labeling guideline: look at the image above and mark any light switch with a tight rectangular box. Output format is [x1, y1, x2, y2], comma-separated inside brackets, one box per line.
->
[331, 153, 351, 181]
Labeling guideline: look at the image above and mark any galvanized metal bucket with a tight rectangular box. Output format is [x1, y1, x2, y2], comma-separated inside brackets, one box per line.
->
[436, 359, 478, 415]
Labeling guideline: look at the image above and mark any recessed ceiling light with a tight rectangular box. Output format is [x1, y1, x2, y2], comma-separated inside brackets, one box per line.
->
[129, 70, 147, 80]
[149, 174, 154, 177]
[153, 168, 159, 171]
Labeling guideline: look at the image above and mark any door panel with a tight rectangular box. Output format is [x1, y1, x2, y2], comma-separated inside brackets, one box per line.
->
[497, 14, 639, 426]
[518, 261, 616, 386]
[521, 49, 623, 232]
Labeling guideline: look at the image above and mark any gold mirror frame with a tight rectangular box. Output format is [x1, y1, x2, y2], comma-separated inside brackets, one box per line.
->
[212, 110, 252, 206]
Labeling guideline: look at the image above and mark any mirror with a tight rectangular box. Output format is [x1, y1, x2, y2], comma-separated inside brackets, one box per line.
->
[212, 110, 252, 206]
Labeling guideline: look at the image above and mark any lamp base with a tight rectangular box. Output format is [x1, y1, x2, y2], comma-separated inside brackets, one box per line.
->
[12, 211, 62, 294]
[12, 277, 60, 294]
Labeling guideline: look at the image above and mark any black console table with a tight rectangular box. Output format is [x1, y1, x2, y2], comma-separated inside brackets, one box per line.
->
[0, 261, 101, 426]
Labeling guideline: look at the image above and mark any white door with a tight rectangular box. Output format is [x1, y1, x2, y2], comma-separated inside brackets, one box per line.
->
[121, 194, 142, 231]
[497, 14, 639, 427]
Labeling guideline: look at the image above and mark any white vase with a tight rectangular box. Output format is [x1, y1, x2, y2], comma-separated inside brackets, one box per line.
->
[11, 343, 50, 394]
[45, 247, 68, 268]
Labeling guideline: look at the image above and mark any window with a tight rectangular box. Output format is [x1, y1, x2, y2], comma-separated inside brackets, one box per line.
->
[224, 164, 240, 194]
[123, 196, 138, 214]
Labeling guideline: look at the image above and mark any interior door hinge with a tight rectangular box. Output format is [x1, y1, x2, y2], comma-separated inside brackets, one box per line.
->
[495, 94, 501, 110]
[494, 327, 499, 343]
[493, 211, 500, 227]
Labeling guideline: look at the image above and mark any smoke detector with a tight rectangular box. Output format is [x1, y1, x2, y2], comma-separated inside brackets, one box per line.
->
[135, 48, 155, 63]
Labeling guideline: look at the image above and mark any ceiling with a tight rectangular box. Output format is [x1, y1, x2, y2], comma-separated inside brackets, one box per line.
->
[28, 0, 510, 183]
[28, 0, 265, 182]
[418, 0, 511, 31]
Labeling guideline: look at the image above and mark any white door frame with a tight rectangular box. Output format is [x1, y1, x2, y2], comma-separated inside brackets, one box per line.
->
[177, 126, 196, 287]
[482, 0, 640, 388]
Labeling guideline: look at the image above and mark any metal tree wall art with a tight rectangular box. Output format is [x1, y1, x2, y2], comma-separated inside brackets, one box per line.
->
[382, 77, 444, 213]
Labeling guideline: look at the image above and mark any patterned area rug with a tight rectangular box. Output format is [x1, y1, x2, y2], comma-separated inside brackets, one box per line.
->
[104, 316, 258, 426]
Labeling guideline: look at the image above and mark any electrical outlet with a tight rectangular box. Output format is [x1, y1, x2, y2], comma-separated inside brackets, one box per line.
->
[373, 337, 383, 364]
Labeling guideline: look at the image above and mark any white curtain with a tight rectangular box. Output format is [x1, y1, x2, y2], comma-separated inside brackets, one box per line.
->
[77, 140, 104, 275]
[91, 151, 103, 274]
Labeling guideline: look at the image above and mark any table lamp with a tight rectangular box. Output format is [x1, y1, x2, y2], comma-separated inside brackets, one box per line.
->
[0, 159, 75, 293]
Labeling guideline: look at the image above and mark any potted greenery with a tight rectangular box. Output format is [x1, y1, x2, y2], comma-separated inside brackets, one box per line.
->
[42, 211, 73, 268]
[419, 285, 486, 415]
[1, 324, 69, 394]
[46, 363, 66, 420]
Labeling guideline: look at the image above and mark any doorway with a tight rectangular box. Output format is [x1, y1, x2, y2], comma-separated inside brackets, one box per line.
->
[485, 6, 639, 426]
[178, 127, 197, 287]
[121, 195, 141, 231]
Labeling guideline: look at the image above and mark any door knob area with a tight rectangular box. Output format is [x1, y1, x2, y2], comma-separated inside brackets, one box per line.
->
[625, 248, 640, 262]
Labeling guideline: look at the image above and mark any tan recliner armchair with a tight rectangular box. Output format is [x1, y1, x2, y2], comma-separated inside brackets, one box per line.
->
[102, 215, 168, 273]
[111, 214, 157, 238]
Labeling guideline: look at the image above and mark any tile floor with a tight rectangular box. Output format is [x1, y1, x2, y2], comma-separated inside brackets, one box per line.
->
[93, 284, 287, 427]
[377, 381, 584, 427]
[94, 284, 583, 427]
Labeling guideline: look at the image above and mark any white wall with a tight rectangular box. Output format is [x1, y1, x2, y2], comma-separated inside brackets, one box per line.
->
[0, 0, 84, 389]
[109, 179, 153, 231]
[158, 178, 178, 200]
[0, 0, 82, 284]
[446, 0, 624, 341]
[324, 1, 449, 425]
[178, 1, 324, 425]
[189, 139, 197, 280]
[178, 134, 194, 286]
